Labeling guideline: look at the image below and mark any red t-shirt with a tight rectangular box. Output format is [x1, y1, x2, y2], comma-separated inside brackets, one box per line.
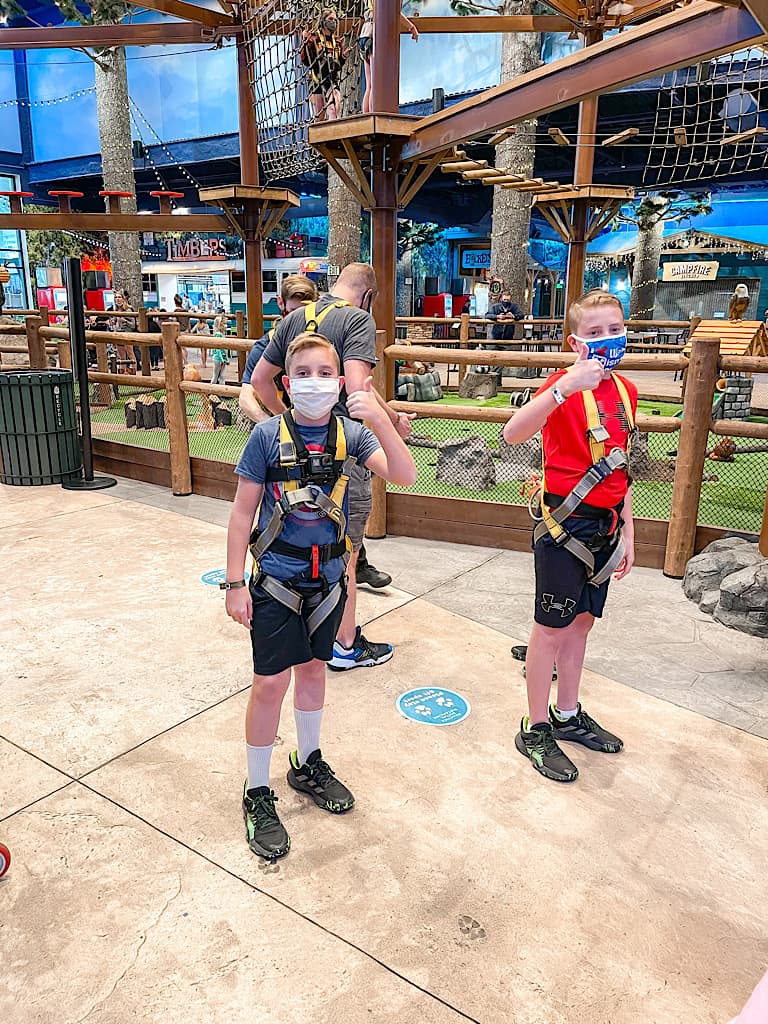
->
[534, 370, 638, 508]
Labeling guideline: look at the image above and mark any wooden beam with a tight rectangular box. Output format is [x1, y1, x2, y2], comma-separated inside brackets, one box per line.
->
[602, 127, 639, 146]
[0, 213, 230, 231]
[440, 160, 487, 172]
[548, 127, 571, 146]
[720, 126, 767, 145]
[393, 15, 575, 33]
[488, 128, 515, 145]
[461, 167, 508, 179]
[125, 0, 234, 28]
[0, 23, 234, 50]
[401, 2, 766, 161]
[398, 150, 449, 209]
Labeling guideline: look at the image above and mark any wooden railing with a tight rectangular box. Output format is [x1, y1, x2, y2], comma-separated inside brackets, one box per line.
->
[5, 314, 767, 569]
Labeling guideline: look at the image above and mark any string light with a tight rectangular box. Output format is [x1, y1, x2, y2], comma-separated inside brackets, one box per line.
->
[129, 97, 203, 192]
[0, 87, 96, 109]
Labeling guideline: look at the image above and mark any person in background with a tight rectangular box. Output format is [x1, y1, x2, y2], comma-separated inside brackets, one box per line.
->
[359, 1, 419, 114]
[108, 290, 136, 374]
[210, 315, 231, 386]
[300, 6, 348, 122]
[188, 316, 211, 370]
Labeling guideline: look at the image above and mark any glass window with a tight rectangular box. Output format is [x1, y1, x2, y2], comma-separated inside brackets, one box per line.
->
[0, 174, 28, 309]
[262, 270, 278, 293]
[231, 271, 245, 293]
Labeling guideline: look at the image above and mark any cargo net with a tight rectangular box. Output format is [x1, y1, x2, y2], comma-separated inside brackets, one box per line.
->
[240, 0, 363, 181]
[643, 48, 768, 187]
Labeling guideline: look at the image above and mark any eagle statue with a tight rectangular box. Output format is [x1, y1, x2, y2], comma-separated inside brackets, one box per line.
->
[728, 284, 750, 322]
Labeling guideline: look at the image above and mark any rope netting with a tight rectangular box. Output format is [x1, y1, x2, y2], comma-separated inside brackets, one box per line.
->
[240, 0, 364, 181]
[643, 47, 768, 187]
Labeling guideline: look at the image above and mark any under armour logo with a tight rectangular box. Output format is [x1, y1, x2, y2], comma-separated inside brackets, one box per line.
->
[540, 594, 576, 617]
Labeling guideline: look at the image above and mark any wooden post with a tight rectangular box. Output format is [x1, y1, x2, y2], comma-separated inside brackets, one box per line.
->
[236, 308, 247, 381]
[161, 320, 192, 496]
[237, 40, 264, 342]
[57, 340, 72, 370]
[38, 305, 50, 326]
[25, 315, 46, 369]
[457, 311, 470, 388]
[136, 309, 150, 376]
[367, 329, 389, 539]
[663, 336, 720, 578]
[94, 340, 111, 406]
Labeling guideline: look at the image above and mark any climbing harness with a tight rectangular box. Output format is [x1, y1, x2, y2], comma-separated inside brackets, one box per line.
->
[249, 410, 357, 634]
[531, 375, 636, 587]
[302, 299, 351, 333]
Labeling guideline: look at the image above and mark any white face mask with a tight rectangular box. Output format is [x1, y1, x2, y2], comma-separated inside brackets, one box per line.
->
[288, 377, 340, 419]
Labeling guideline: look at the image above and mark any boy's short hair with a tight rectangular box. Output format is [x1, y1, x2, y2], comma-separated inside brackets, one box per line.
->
[280, 274, 318, 305]
[285, 332, 340, 375]
[569, 289, 624, 333]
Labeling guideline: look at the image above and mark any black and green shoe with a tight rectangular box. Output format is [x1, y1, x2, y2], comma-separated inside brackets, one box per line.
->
[549, 703, 624, 753]
[287, 749, 355, 813]
[242, 782, 290, 860]
[514, 719, 579, 783]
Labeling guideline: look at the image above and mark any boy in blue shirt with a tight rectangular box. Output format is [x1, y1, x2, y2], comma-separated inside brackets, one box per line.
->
[224, 332, 416, 859]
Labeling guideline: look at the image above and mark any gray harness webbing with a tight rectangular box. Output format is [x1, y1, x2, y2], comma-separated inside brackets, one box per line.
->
[258, 573, 346, 636]
[249, 477, 354, 566]
[533, 447, 628, 587]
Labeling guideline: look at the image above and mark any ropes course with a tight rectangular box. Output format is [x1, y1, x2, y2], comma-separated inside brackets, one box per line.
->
[240, 0, 364, 181]
[643, 47, 768, 188]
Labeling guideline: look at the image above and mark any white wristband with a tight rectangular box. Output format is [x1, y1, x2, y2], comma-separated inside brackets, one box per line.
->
[550, 385, 566, 406]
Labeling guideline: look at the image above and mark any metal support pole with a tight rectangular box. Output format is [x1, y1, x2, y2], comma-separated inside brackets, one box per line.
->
[61, 256, 116, 490]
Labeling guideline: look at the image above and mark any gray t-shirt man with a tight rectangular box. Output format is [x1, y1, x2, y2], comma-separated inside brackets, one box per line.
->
[260, 294, 376, 417]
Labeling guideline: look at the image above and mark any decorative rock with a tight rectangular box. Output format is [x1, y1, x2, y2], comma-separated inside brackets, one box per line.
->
[682, 538, 762, 602]
[713, 562, 768, 638]
[458, 372, 498, 400]
[436, 435, 496, 490]
[497, 430, 541, 477]
[698, 589, 720, 616]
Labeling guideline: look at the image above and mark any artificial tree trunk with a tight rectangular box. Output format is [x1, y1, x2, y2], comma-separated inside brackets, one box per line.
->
[630, 213, 665, 319]
[489, 0, 540, 309]
[395, 245, 413, 316]
[94, 47, 143, 309]
[326, 61, 362, 285]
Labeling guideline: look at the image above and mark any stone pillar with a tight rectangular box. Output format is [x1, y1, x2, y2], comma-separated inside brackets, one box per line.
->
[722, 376, 753, 420]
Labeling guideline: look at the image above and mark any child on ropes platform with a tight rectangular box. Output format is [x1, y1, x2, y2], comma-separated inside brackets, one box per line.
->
[503, 289, 638, 783]
[223, 332, 416, 859]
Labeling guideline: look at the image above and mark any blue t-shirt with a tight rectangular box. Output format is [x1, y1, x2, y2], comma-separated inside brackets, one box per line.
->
[236, 415, 381, 584]
[242, 332, 270, 386]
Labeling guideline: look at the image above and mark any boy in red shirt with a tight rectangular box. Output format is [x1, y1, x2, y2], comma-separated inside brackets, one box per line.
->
[503, 290, 638, 782]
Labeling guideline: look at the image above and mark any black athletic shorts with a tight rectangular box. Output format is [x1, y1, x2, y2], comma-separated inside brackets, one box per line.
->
[249, 578, 347, 676]
[532, 514, 619, 629]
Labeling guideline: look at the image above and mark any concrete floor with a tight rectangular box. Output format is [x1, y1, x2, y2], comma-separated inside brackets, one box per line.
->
[1, 479, 767, 1024]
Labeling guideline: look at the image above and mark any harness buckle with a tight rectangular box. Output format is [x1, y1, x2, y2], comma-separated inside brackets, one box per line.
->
[588, 424, 610, 444]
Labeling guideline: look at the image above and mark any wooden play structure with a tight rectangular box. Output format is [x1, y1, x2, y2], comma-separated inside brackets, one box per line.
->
[684, 320, 768, 358]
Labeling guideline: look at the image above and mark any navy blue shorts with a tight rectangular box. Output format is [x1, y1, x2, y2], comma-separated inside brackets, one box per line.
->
[532, 515, 618, 629]
[249, 579, 347, 676]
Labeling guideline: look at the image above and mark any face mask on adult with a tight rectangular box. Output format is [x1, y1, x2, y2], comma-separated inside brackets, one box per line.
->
[288, 377, 340, 419]
[323, 17, 337, 32]
[572, 333, 627, 372]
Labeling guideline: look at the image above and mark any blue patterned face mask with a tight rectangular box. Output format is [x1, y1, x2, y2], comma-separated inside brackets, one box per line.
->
[572, 333, 627, 371]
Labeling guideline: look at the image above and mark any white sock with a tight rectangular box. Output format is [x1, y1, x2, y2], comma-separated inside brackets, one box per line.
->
[246, 743, 273, 791]
[294, 708, 323, 765]
[553, 705, 578, 722]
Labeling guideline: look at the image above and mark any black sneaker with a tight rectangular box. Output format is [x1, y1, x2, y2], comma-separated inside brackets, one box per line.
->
[287, 749, 355, 813]
[356, 558, 392, 589]
[549, 703, 624, 753]
[328, 627, 393, 670]
[242, 782, 290, 860]
[514, 719, 579, 782]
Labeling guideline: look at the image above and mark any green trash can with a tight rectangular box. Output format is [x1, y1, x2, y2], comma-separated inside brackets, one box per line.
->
[0, 369, 82, 486]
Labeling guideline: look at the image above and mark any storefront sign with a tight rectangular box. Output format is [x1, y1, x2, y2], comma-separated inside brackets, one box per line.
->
[459, 246, 491, 272]
[166, 237, 227, 261]
[662, 261, 719, 281]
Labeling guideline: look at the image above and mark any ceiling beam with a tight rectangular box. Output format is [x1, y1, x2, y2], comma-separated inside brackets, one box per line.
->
[127, 0, 235, 28]
[401, 1, 767, 162]
[0, 213, 230, 231]
[394, 15, 575, 33]
[0, 22, 237, 50]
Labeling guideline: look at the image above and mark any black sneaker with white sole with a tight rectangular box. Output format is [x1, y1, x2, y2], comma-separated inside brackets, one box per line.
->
[328, 627, 393, 670]
[242, 782, 290, 860]
[549, 703, 624, 753]
[287, 749, 355, 813]
[514, 719, 579, 783]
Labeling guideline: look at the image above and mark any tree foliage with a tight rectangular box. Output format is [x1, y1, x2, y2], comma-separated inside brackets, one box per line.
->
[618, 191, 713, 231]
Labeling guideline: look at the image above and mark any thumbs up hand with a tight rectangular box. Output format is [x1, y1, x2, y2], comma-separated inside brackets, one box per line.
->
[562, 339, 605, 395]
[346, 376, 379, 422]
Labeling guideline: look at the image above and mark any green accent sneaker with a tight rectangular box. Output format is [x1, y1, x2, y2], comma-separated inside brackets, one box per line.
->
[287, 749, 355, 813]
[242, 782, 290, 860]
[514, 719, 579, 783]
[549, 703, 624, 753]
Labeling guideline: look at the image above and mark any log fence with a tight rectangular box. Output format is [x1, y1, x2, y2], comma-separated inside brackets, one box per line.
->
[2, 314, 767, 567]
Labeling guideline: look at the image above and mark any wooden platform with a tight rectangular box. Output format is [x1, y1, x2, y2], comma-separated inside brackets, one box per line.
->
[684, 319, 768, 357]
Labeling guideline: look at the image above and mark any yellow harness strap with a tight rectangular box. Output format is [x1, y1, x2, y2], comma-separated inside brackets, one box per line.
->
[303, 299, 351, 334]
[581, 373, 635, 463]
